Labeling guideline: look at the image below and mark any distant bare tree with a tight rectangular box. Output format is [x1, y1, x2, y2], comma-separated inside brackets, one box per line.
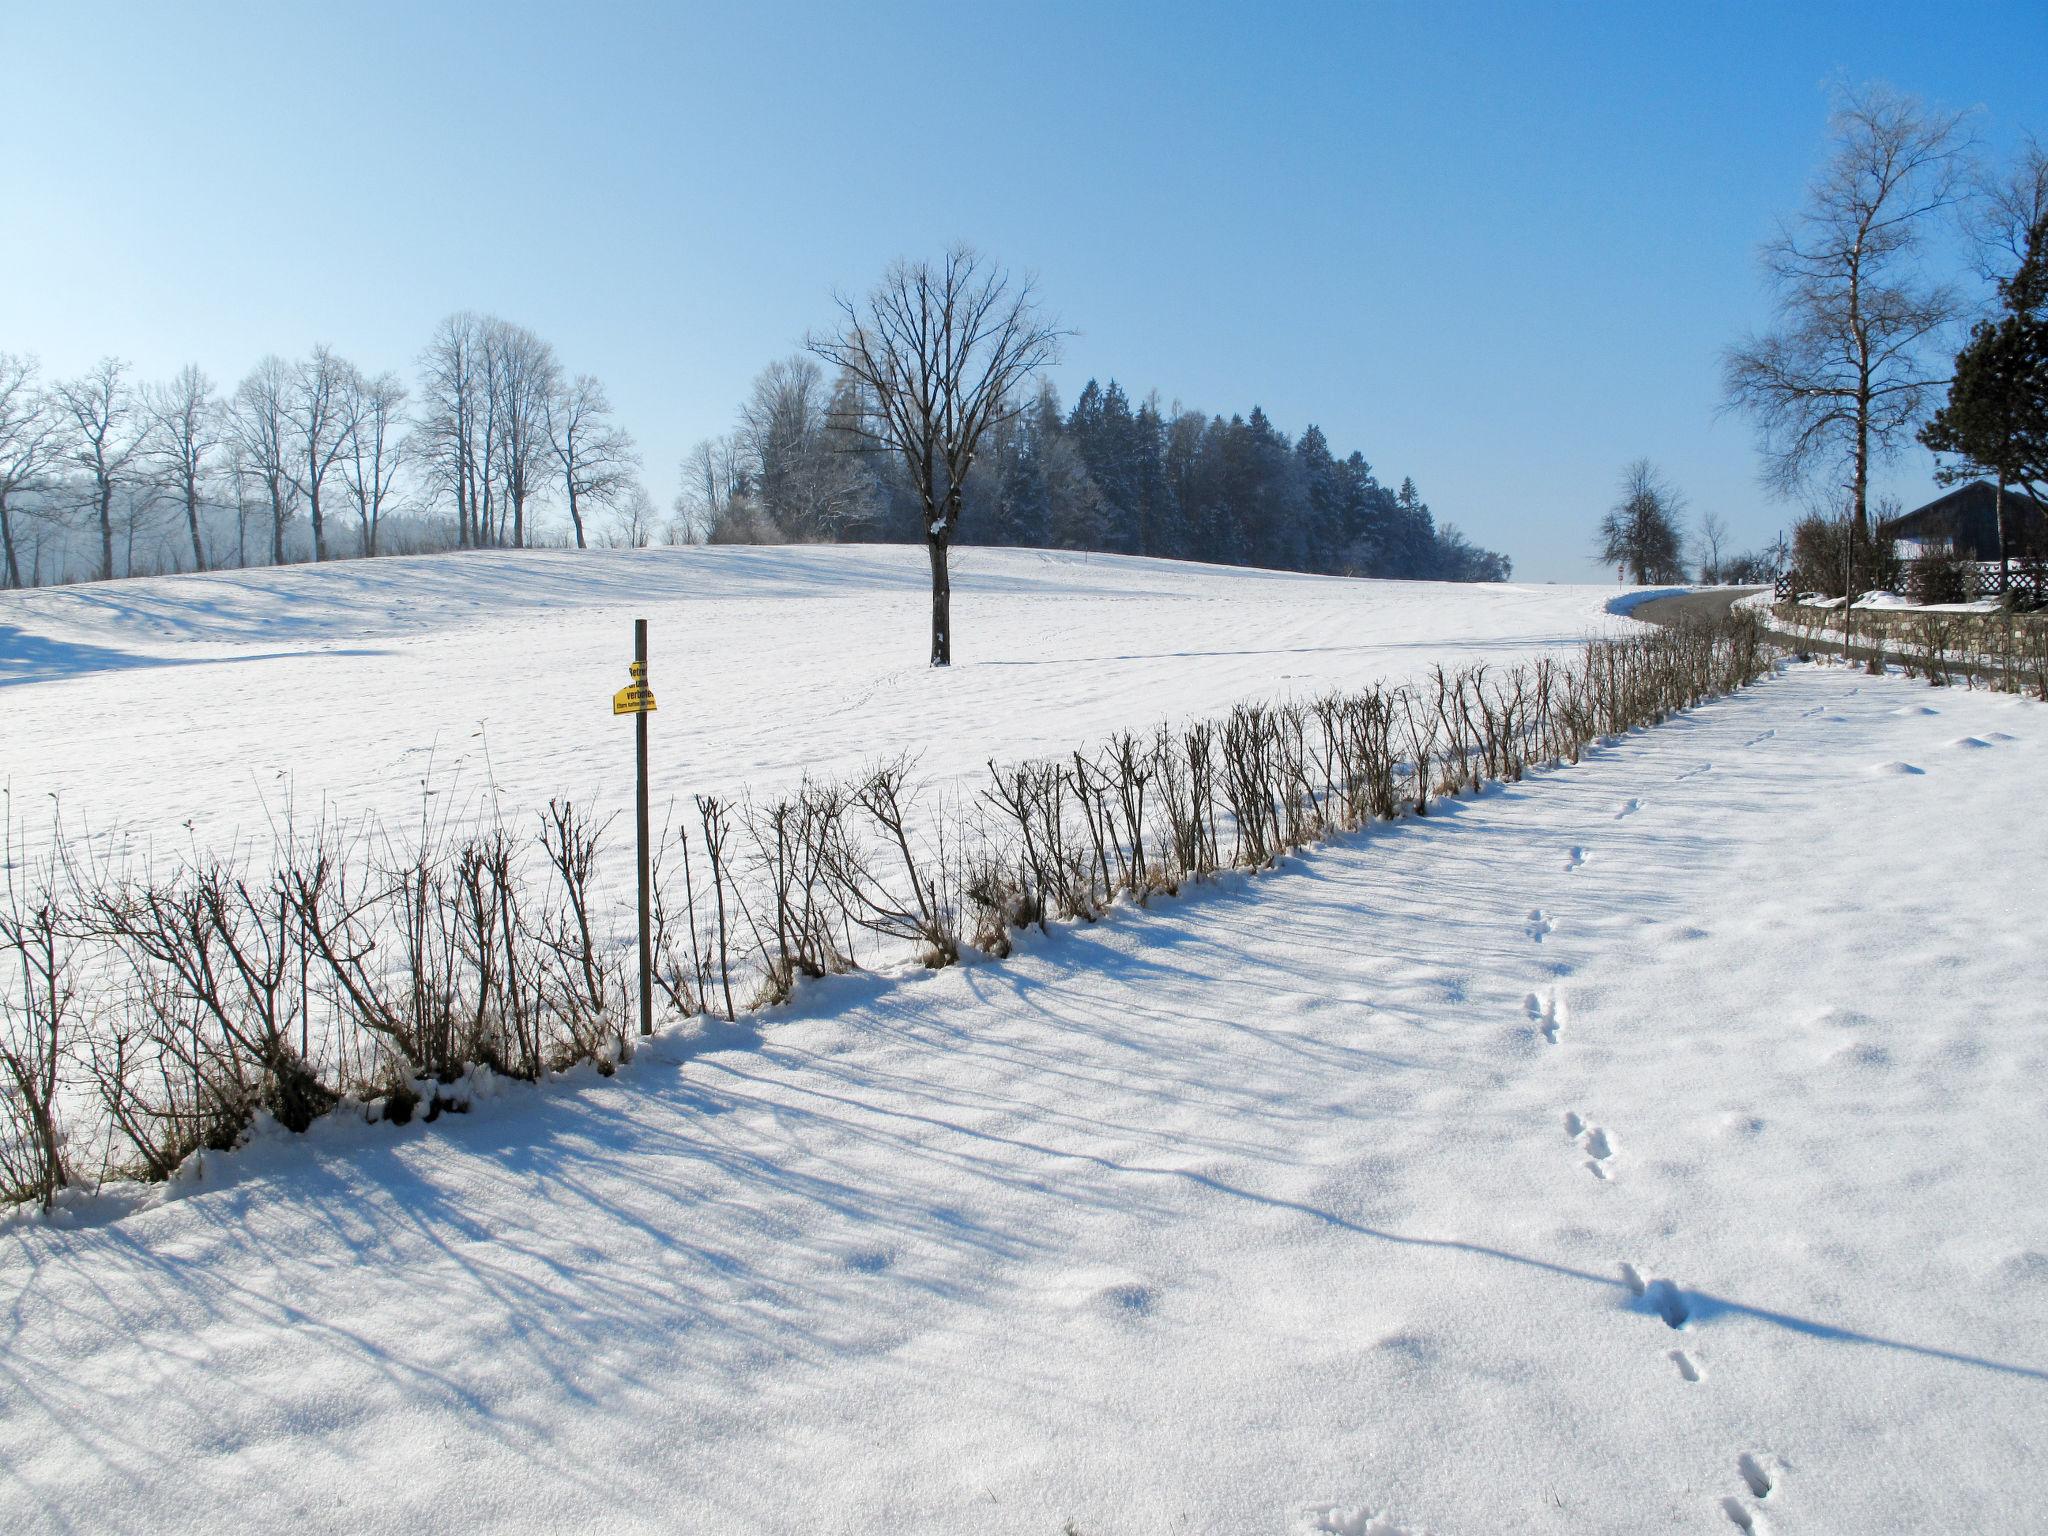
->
[546, 373, 636, 549]
[144, 365, 224, 573]
[0, 354, 58, 588]
[1597, 459, 1689, 584]
[1722, 85, 1972, 533]
[1696, 509, 1729, 583]
[603, 483, 657, 549]
[231, 356, 301, 565]
[339, 370, 407, 557]
[415, 312, 488, 548]
[737, 356, 865, 541]
[52, 357, 148, 581]
[487, 320, 557, 548]
[225, 435, 258, 569]
[808, 245, 1065, 665]
[673, 435, 745, 543]
[286, 345, 357, 561]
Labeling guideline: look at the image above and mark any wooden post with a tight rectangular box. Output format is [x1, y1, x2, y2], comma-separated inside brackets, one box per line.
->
[634, 618, 653, 1037]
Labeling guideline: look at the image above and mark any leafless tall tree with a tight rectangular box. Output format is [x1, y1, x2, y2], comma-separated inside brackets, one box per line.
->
[231, 356, 301, 565]
[737, 356, 865, 541]
[1696, 509, 1729, 583]
[1597, 459, 1689, 584]
[1966, 133, 2048, 286]
[52, 357, 147, 581]
[415, 312, 487, 548]
[0, 354, 57, 589]
[1722, 85, 1972, 533]
[488, 320, 557, 548]
[808, 245, 1065, 665]
[225, 434, 258, 569]
[339, 370, 408, 558]
[144, 365, 224, 573]
[547, 374, 637, 549]
[673, 435, 745, 543]
[605, 483, 658, 549]
[287, 345, 356, 561]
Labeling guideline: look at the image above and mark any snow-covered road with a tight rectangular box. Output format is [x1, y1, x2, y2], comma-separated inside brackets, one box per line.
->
[3, 661, 2043, 1535]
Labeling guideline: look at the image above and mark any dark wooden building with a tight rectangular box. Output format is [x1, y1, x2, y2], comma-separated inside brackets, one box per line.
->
[1879, 480, 2048, 561]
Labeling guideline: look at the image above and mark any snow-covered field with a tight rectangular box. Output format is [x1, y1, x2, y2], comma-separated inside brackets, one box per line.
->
[1, 546, 1627, 861]
[4, 554, 2044, 1534]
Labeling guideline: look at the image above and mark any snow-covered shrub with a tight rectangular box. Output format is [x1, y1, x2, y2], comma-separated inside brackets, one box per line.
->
[1, 609, 1781, 1207]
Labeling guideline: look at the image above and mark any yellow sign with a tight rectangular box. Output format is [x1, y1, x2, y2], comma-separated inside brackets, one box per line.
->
[614, 660, 656, 715]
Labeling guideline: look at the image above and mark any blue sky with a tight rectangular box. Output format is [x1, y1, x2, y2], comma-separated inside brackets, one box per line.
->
[3, 1, 2044, 580]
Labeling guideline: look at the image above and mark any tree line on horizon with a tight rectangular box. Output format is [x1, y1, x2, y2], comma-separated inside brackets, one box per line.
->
[679, 363, 1511, 584]
[1, 322, 1511, 596]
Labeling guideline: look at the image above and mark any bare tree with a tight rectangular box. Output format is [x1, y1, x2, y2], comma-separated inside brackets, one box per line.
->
[737, 356, 865, 541]
[144, 365, 223, 573]
[339, 370, 407, 558]
[1696, 509, 1729, 583]
[52, 358, 150, 582]
[0, 354, 57, 589]
[1597, 459, 1689, 584]
[487, 320, 558, 548]
[415, 312, 488, 548]
[673, 435, 745, 543]
[808, 245, 1065, 665]
[603, 483, 657, 549]
[1966, 134, 2048, 286]
[546, 373, 636, 549]
[225, 435, 258, 569]
[287, 345, 357, 561]
[1722, 85, 1972, 533]
[231, 356, 301, 565]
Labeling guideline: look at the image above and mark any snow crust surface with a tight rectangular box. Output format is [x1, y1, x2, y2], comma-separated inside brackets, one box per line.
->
[3, 654, 2043, 1534]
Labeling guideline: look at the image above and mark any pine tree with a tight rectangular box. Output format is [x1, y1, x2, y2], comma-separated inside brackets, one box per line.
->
[1920, 214, 2048, 583]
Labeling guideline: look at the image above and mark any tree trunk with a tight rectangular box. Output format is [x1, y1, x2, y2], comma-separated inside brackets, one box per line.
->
[185, 485, 205, 572]
[569, 487, 585, 549]
[98, 483, 115, 581]
[1995, 478, 2009, 593]
[927, 535, 951, 667]
[0, 501, 19, 588]
[310, 486, 325, 561]
[271, 486, 286, 565]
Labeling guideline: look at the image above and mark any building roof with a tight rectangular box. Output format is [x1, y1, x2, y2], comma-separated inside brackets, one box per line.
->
[1879, 481, 2048, 560]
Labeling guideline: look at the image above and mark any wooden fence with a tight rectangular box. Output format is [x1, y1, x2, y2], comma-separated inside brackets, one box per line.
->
[1774, 559, 2048, 608]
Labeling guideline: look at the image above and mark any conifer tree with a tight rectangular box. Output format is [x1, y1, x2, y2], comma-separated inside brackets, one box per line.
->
[1920, 214, 2048, 583]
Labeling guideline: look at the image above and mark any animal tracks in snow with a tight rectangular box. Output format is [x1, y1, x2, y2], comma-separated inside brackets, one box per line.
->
[1566, 1113, 1615, 1178]
[1721, 1453, 1782, 1532]
[1620, 1263, 1687, 1326]
[1669, 1349, 1702, 1382]
[1525, 909, 1555, 943]
[1615, 797, 1645, 819]
[1525, 991, 1566, 1044]
[1564, 844, 1588, 872]
[1737, 1454, 1775, 1500]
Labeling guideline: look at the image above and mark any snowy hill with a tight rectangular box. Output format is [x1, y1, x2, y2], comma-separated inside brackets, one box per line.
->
[1, 545, 1626, 859]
